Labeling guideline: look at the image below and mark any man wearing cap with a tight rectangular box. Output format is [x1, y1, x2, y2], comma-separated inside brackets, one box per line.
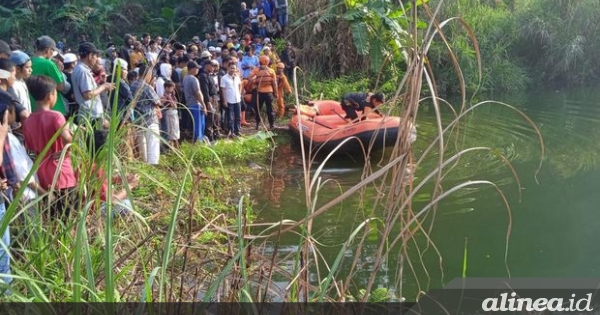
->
[9, 51, 32, 113]
[61, 53, 78, 118]
[200, 50, 212, 62]
[72, 42, 115, 128]
[182, 61, 207, 143]
[108, 58, 133, 128]
[30, 35, 68, 115]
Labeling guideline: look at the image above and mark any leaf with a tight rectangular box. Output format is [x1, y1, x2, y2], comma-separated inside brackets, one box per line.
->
[388, 8, 407, 19]
[0, 5, 13, 14]
[379, 11, 408, 40]
[369, 37, 384, 72]
[462, 237, 468, 277]
[16, 8, 32, 15]
[369, 287, 389, 302]
[161, 7, 174, 20]
[343, 9, 365, 22]
[351, 22, 370, 55]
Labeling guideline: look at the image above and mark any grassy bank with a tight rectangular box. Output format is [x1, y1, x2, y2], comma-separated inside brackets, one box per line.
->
[4, 130, 275, 302]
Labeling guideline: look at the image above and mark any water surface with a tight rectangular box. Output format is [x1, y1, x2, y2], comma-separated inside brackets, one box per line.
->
[252, 87, 600, 300]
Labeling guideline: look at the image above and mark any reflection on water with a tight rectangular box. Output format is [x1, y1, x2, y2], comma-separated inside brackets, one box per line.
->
[251, 87, 600, 300]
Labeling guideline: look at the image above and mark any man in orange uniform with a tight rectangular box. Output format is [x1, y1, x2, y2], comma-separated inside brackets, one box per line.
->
[275, 62, 291, 118]
[250, 55, 278, 130]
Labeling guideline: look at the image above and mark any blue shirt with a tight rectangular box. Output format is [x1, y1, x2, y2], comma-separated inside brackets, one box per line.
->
[241, 55, 259, 79]
[260, 0, 272, 19]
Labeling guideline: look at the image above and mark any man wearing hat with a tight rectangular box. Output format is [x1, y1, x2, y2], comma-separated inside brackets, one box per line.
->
[72, 42, 115, 128]
[31, 35, 69, 115]
[61, 53, 78, 118]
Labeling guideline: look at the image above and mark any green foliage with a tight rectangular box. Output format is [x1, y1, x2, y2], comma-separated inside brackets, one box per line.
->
[305, 74, 372, 99]
[513, 0, 600, 85]
[174, 135, 273, 166]
[428, 0, 528, 94]
[428, 0, 600, 94]
[0, 109, 271, 301]
[0, 0, 224, 49]
[341, 0, 416, 73]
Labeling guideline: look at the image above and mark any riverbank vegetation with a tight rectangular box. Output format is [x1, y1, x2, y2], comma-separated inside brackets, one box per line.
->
[3, 0, 599, 95]
[291, 0, 600, 94]
[0, 0, 548, 304]
[5, 125, 273, 301]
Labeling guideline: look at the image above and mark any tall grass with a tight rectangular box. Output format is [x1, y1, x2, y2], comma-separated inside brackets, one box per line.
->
[0, 0, 546, 303]
[195, 0, 544, 303]
[0, 49, 275, 302]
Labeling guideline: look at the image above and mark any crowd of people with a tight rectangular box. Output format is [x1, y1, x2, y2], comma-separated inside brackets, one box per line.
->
[0, 0, 298, 289]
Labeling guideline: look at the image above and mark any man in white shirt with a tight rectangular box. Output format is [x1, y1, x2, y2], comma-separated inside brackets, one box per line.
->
[220, 63, 243, 137]
[72, 42, 115, 128]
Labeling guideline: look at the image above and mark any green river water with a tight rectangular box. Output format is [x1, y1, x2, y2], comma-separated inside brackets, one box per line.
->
[252, 87, 600, 300]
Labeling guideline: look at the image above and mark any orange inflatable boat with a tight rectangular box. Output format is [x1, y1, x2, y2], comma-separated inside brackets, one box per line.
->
[288, 100, 416, 153]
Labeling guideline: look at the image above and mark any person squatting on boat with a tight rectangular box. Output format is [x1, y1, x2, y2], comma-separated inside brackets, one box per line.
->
[340, 91, 385, 122]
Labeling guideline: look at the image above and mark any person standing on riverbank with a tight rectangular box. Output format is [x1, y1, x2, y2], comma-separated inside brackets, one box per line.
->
[130, 65, 161, 165]
[182, 61, 207, 143]
[275, 62, 291, 118]
[0, 100, 13, 290]
[220, 63, 243, 137]
[30, 36, 68, 116]
[250, 55, 278, 130]
[0, 59, 29, 126]
[280, 42, 296, 80]
[161, 80, 180, 149]
[72, 42, 114, 128]
[199, 60, 220, 141]
[9, 51, 32, 114]
[23, 75, 78, 220]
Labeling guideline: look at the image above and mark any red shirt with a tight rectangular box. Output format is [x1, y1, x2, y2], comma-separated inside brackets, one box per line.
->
[22, 109, 77, 190]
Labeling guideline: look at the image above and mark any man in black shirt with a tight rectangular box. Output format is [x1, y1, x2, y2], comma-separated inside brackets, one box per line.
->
[340, 91, 384, 122]
[198, 60, 220, 141]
